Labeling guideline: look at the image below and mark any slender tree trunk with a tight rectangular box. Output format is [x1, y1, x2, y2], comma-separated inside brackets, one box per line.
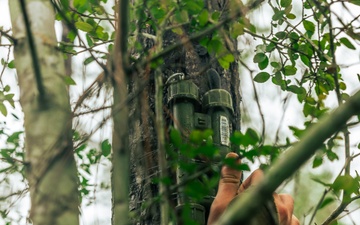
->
[111, 0, 131, 224]
[9, 1, 79, 225]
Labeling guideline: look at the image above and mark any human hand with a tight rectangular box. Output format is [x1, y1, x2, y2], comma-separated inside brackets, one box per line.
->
[207, 152, 300, 225]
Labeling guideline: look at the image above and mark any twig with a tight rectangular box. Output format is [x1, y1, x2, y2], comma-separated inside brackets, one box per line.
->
[240, 60, 266, 144]
[0, 29, 17, 44]
[308, 189, 330, 225]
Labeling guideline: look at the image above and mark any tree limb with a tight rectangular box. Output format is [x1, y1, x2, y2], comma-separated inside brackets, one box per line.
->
[214, 90, 360, 225]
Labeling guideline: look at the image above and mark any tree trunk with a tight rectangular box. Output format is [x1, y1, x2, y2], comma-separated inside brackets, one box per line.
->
[9, 1, 79, 224]
[128, 0, 241, 224]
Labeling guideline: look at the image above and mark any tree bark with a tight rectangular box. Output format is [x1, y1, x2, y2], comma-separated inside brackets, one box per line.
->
[9, 1, 79, 225]
[111, 0, 131, 224]
[128, 0, 241, 224]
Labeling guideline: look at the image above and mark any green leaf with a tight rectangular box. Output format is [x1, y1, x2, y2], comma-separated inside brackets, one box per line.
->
[86, 34, 94, 47]
[349, 0, 360, 6]
[339, 82, 347, 90]
[266, 42, 276, 52]
[170, 129, 182, 147]
[101, 140, 111, 157]
[275, 31, 287, 39]
[4, 85, 10, 92]
[230, 131, 243, 145]
[64, 76, 76, 85]
[253, 53, 267, 63]
[60, 0, 69, 8]
[218, 58, 230, 69]
[281, 0, 291, 7]
[312, 156, 323, 168]
[326, 150, 338, 161]
[189, 130, 202, 144]
[231, 23, 244, 38]
[7, 60, 15, 69]
[4, 93, 14, 101]
[254, 72, 270, 83]
[286, 13, 296, 19]
[244, 128, 259, 146]
[223, 54, 235, 63]
[339, 37, 356, 50]
[270, 62, 280, 69]
[289, 32, 299, 41]
[319, 197, 335, 209]
[332, 175, 359, 195]
[258, 56, 269, 70]
[74, 0, 90, 13]
[289, 126, 305, 138]
[150, 7, 165, 20]
[287, 85, 303, 94]
[0, 103, 7, 116]
[300, 55, 311, 67]
[67, 30, 77, 42]
[75, 21, 93, 32]
[207, 39, 222, 54]
[172, 28, 184, 35]
[198, 10, 208, 27]
[303, 20, 315, 36]
[211, 11, 220, 21]
[7, 131, 22, 143]
[272, 9, 285, 21]
[218, 53, 235, 69]
[283, 65, 297, 75]
[183, 0, 204, 14]
[84, 56, 95, 65]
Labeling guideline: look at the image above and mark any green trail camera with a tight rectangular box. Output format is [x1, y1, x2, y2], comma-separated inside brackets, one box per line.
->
[167, 69, 234, 225]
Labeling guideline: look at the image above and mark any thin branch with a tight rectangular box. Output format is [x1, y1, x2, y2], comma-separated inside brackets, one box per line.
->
[0, 46, 11, 85]
[240, 60, 266, 144]
[320, 152, 360, 225]
[0, 29, 16, 44]
[308, 189, 330, 225]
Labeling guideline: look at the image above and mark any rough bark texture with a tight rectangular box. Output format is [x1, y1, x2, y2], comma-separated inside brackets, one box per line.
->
[9, 1, 79, 225]
[128, 0, 241, 224]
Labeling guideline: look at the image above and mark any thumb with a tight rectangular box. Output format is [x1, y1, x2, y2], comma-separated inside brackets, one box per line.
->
[218, 152, 242, 198]
[208, 152, 242, 225]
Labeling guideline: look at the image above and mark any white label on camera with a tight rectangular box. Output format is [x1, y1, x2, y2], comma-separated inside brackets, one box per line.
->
[220, 116, 230, 146]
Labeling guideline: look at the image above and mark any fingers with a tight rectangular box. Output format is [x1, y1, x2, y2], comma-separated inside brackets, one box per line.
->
[208, 156, 300, 225]
[239, 173, 299, 225]
[291, 215, 300, 225]
[274, 194, 296, 225]
[238, 169, 264, 193]
[208, 152, 242, 225]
